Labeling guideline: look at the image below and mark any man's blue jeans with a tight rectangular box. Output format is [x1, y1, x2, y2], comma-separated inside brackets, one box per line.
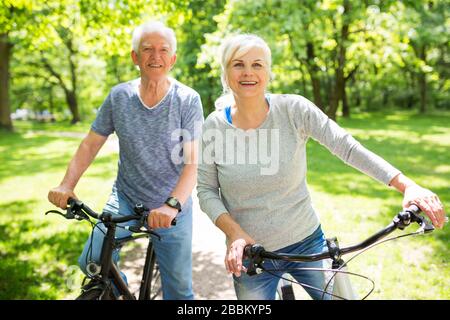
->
[233, 225, 332, 300]
[78, 188, 194, 300]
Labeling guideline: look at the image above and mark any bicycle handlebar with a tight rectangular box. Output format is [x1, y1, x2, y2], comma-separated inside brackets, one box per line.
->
[45, 198, 177, 230]
[244, 205, 434, 268]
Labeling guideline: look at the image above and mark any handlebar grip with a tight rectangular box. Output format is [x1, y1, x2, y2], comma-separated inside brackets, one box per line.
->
[144, 212, 177, 227]
[406, 204, 421, 215]
[67, 197, 76, 206]
[243, 245, 252, 258]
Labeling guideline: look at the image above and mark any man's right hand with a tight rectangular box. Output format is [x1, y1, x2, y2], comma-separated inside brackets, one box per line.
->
[48, 185, 77, 209]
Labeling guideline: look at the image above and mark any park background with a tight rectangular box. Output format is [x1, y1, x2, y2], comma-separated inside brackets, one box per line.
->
[0, 0, 449, 299]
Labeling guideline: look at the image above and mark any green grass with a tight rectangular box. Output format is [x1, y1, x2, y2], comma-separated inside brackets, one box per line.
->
[307, 111, 449, 300]
[0, 112, 449, 299]
[0, 121, 117, 299]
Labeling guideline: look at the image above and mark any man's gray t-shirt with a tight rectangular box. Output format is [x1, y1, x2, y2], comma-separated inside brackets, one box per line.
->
[92, 78, 203, 211]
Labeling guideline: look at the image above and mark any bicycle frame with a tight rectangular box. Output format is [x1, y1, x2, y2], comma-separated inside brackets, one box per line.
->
[94, 220, 158, 300]
[46, 199, 166, 300]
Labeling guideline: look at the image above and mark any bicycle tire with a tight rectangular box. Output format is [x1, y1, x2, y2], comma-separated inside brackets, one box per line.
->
[76, 288, 116, 300]
[280, 284, 296, 300]
[147, 253, 162, 300]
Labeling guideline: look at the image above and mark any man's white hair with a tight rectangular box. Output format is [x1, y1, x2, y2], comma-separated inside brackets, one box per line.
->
[132, 21, 177, 54]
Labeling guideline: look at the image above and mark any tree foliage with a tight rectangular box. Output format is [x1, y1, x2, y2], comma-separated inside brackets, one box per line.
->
[1, 0, 448, 129]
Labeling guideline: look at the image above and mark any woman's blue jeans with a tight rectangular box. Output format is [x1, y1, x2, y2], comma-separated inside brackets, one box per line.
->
[233, 225, 332, 300]
[78, 188, 194, 300]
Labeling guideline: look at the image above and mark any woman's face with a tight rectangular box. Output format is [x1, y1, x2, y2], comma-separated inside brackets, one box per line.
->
[131, 32, 176, 80]
[226, 47, 270, 99]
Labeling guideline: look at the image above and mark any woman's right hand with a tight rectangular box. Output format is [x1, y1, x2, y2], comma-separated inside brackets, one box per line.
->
[48, 185, 77, 210]
[225, 234, 255, 277]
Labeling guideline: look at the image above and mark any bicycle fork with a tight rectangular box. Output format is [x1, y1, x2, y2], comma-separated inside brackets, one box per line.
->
[326, 238, 358, 300]
[139, 239, 156, 300]
[96, 221, 135, 300]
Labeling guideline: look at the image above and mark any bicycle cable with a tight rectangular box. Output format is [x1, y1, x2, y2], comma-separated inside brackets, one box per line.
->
[84, 220, 146, 270]
[261, 266, 374, 300]
[321, 229, 427, 299]
[258, 229, 428, 300]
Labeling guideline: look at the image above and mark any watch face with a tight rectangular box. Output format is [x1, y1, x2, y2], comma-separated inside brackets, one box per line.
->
[168, 198, 177, 206]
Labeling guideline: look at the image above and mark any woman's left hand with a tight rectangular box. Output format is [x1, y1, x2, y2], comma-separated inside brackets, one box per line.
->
[403, 184, 446, 229]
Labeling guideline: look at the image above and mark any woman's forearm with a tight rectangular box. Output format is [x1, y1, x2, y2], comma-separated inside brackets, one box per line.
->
[215, 212, 253, 242]
[389, 173, 417, 194]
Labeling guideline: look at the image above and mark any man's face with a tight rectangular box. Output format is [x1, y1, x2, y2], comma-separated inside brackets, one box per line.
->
[131, 32, 176, 79]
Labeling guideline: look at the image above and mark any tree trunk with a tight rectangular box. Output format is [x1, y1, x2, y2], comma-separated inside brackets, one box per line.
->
[66, 36, 80, 123]
[342, 66, 358, 118]
[342, 83, 349, 118]
[43, 26, 81, 124]
[65, 90, 80, 124]
[48, 86, 54, 114]
[306, 42, 324, 110]
[287, 32, 324, 111]
[418, 45, 427, 113]
[327, 0, 350, 121]
[0, 33, 13, 131]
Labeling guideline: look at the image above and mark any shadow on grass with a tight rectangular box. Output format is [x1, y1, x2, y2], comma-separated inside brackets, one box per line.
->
[84, 154, 119, 180]
[121, 240, 236, 300]
[338, 112, 450, 134]
[191, 250, 236, 299]
[0, 130, 118, 182]
[306, 114, 449, 284]
[0, 199, 89, 299]
[306, 129, 449, 198]
[0, 131, 78, 182]
[371, 202, 449, 267]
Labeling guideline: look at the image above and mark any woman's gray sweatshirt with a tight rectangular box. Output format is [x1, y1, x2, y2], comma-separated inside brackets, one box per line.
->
[197, 94, 401, 251]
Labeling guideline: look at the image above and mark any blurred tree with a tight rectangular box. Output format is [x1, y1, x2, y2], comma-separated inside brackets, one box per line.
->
[401, 0, 448, 113]
[0, 0, 33, 130]
[4, 0, 448, 125]
[199, 0, 370, 120]
[199, 0, 449, 119]
[164, 0, 226, 115]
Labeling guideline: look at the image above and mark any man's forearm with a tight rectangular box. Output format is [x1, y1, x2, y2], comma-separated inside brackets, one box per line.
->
[170, 163, 197, 205]
[60, 132, 107, 189]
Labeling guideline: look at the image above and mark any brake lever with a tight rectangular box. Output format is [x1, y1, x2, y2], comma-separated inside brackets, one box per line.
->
[245, 244, 264, 276]
[125, 225, 162, 241]
[45, 206, 89, 221]
[149, 230, 162, 241]
[409, 211, 434, 234]
[45, 210, 72, 219]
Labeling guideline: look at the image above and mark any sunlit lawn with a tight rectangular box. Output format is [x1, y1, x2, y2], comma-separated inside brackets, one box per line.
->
[307, 112, 450, 299]
[0, 111, 448, 299]
[0, 121, 117, 299]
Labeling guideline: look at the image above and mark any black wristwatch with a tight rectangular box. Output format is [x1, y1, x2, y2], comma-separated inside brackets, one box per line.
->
[165, 196, 182, 212]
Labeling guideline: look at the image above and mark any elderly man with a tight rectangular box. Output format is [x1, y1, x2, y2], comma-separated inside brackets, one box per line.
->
[48, 21, 203, 300]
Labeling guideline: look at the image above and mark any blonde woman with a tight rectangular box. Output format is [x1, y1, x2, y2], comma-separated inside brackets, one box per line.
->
[197, 34, 445, 300]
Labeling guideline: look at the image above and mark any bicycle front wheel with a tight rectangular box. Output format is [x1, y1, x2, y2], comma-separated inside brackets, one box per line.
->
[148, 257, 162, 300]
[76, 288, 116, 300]
[140, 241, 162, 300]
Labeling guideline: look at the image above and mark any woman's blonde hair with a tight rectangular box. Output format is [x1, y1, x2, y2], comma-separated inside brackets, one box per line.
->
[215, 34, 273, 110]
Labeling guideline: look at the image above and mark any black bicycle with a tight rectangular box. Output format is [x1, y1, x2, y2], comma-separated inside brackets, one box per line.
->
[244, 205, 435, 300]
[45, 198, 175, 300]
